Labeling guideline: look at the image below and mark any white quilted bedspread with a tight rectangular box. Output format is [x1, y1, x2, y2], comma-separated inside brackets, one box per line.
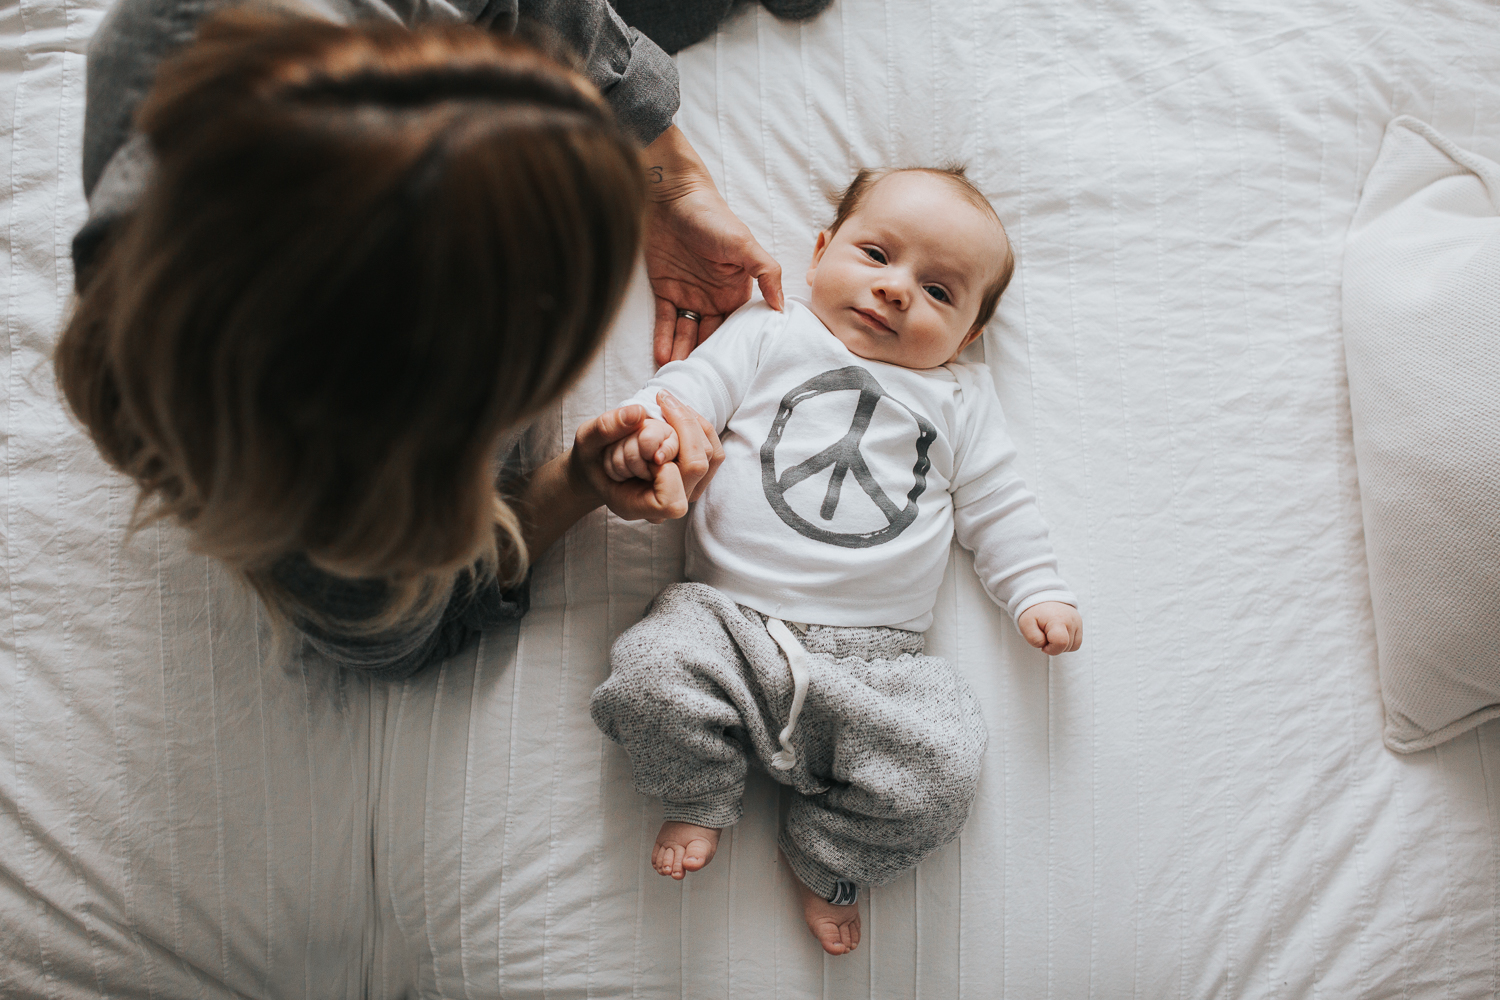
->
[3, 0, 1498, 997]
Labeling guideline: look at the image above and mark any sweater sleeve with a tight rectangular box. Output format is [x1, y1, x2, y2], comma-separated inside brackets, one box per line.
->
[949, 365, 1078, 620]
[517, 0, 679, 146]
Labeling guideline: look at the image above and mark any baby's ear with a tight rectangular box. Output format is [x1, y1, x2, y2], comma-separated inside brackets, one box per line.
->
[959, 324, 985, 352]
[806, 230, 831, 285]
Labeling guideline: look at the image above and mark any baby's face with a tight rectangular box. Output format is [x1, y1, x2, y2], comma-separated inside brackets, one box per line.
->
[806, 171, 1008, 370]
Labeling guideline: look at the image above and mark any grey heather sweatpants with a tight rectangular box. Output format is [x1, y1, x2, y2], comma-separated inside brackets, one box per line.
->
[590, 583, 988, 903]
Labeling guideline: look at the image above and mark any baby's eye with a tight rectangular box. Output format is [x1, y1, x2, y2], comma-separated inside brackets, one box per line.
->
[925, 285, 950, 303]
[862, 247, 888, 264]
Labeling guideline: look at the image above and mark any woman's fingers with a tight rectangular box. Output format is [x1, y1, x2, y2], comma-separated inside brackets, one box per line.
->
[689, 411, 725, 502]
[574, 399, 711, 524]
[649, 460, 688, 521]
[596, 450, 687, 523]
[672, 309, 700, 364]
[656, 391, 722, 500]
[696, 311, 725, 345]
[576, 404, 646, 457]
[613, 459, 686, 524]
[740, 237, 784, 312]
[653, 297, 687, 368]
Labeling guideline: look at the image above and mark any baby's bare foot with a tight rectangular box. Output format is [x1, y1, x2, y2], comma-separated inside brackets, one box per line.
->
[795, 879, 861, 955]
[653, 821, 721, 880]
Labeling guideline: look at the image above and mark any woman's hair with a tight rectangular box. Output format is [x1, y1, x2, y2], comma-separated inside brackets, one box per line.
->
[56, 10, 646, 629]
[828, 165, 1015, 331]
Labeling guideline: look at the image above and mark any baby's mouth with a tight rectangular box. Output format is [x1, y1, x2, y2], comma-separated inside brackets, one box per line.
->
[852, 308, 894, 334]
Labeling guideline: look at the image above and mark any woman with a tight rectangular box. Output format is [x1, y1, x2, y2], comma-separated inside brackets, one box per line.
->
[58, 4, 778, 677]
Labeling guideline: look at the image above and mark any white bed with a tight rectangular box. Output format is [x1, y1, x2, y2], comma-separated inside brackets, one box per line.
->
[3, 0, 1498, 996]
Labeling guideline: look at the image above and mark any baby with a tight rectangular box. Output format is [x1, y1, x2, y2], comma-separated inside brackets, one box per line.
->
[590, 167, 1082, 955]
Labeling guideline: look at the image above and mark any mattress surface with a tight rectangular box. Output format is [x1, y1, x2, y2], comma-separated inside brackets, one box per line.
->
[3, 0, 1499, 997]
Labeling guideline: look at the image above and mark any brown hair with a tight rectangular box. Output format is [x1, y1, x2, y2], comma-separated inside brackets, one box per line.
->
[828, 165, 1015, 332]
[55, 10, 646, 629]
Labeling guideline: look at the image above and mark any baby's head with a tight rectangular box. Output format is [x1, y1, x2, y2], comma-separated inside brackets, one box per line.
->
[806, 166, 1013, 369]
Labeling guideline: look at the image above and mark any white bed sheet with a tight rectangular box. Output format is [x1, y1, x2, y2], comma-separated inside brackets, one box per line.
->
[3, 0, 1499, 997]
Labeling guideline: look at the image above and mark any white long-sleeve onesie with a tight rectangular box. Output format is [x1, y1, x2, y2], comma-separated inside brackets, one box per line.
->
[624, 299, 1075, 631]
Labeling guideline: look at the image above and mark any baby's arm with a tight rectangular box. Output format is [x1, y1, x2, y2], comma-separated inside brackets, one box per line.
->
[606, 303, 777, 482]
[953, 478, 1082, 653]
[1017, 601, 1084, 655]
[950, 366, 1081, 652]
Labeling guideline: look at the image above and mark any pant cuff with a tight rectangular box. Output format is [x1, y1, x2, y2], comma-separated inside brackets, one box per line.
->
[662, 793, 743, 829]
[778, 830, 859, 904]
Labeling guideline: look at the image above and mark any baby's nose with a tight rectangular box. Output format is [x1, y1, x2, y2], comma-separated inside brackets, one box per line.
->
[875, 275, 910, 306]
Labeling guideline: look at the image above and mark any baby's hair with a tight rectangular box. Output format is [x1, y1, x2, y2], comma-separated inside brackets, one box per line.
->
[828, 165, 1015, 332]
[56, 10, 646, 635]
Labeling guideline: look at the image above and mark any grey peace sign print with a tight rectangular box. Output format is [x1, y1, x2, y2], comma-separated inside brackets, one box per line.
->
[759, 366, 938, 548]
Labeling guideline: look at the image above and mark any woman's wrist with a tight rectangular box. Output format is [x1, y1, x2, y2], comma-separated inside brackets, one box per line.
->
[516, 449, 603, 562]
[563, 444, 608, 511]
[642, 125, 715, 202]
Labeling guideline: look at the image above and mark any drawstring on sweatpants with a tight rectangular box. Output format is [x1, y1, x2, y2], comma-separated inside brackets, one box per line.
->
[764, 618, 811, 770]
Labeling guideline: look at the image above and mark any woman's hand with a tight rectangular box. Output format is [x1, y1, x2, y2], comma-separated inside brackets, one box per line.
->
[603, 416, 679, 483]
[572, 389, 724, 513]
[569, 405, 687, 524]
[574, 390, 724, 517]
[515, 392, 724, 562]
[656, 390, 724, 503]
[643, 125, 784, 366]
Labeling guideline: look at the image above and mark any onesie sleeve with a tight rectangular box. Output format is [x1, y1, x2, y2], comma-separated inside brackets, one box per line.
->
[949, 365, 1078, 620]
[618, 301, 781, 432]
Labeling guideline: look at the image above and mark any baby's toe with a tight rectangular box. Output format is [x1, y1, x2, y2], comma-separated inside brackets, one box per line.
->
[682, 839, 710, 871]
[841, 917, 860, 952]
[819, 923, 848, 955]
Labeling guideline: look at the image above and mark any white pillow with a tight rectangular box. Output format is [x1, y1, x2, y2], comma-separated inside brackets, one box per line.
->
[1343, 116, 1500, 753]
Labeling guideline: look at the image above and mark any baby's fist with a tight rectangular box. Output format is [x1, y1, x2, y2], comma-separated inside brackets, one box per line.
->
[603, 415, 679, 483]
[1017, 602, 1083, 656]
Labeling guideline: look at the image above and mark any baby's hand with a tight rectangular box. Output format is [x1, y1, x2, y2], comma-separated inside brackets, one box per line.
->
[603, 414, 680, 483]
[1017, 602, 1083, 656]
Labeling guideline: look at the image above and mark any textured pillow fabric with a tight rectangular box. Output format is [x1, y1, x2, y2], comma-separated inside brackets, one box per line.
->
[1343, 116, 1500, 753]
